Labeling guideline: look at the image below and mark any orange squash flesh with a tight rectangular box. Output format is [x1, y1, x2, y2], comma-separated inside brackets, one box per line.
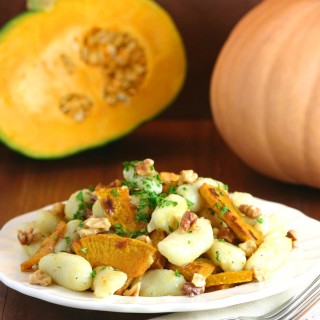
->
[0, 0, 186, 158]
[73, 233, 157, 278]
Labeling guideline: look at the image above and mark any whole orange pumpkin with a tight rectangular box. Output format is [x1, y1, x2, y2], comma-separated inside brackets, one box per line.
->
[210, 0, 320, 189]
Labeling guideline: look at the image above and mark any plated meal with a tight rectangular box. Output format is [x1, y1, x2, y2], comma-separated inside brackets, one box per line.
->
[1, 158, 320, 312]
[15, 159, 297, 299]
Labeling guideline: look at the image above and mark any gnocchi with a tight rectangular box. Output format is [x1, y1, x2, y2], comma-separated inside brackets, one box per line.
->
[158, 218, 214, 266]
[17, 158, 296, 299]
[54, 219, 82, 252]
[147, 194, 188, 233]
[140, 269, 186, 297]
[39, 252, 92, 291]
[91, 266, 127, 298]
[206, 240, 246, 272]
[245, 236, 292, 281]
[64, 189, 92, 221]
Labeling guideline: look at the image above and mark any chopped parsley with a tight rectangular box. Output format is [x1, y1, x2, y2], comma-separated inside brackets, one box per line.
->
[122, 160, 139, 172]
[186, 199, 194, 208]
[215, 250, 221, 262]
[158, 199, 178, 208]
[175, 269, 182, 277]
[129, 228, 147, 238]
[121, 180, 138, 189]
[73, 190, 93, 220]
[111, 188, 118, 197]
[167, 185, 177, 194]
[90, 270, 97, 279]
[220, 205, 230, 216]
[80, 247, 87, 254]
[64, 236, 71, 245]
[114, 223, 127, 236]
[256, 217, 264, 224]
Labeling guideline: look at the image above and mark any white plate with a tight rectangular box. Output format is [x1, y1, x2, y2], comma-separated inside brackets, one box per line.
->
[0, 198, 320, 313]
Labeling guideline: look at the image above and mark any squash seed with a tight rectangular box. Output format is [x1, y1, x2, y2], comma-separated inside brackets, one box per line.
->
[80, 28, 147, 106]
[59, 94, 93, 122]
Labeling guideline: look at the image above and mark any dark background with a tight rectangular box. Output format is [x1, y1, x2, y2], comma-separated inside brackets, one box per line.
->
[0, 0, 261, 119]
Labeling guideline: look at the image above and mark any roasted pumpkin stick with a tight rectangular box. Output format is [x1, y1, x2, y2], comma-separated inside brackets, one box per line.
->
[20, 220, 66, 271]
[166, 258, 215, 281]
[205, 270, 253, 287]
[199, 183, 263, 245]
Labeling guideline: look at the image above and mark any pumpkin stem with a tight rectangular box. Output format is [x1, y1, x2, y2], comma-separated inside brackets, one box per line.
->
[27, 0, 57, 11]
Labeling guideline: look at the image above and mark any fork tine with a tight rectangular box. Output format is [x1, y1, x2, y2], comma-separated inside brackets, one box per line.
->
[286, 288, 320, 320]
[219, 275, 320, 320]
[264, 274, 320, 320]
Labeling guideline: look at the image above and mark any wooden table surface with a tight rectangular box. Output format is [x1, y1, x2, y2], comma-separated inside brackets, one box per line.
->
[1, 0, 319, 319]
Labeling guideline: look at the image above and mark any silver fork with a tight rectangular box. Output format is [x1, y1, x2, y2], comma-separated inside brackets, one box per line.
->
[221, 274, 320, 320]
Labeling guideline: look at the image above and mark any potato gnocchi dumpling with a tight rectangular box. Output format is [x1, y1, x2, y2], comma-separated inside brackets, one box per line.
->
[54, 219, 82, 252]
[207, 240, 246, 272]
[158, 218, 214, 266]
[140, 269, 186, 297]
[91, 266, 127, 298]
[147, 194, 188, 233]
[18, 158, 296, 299]
[39, 252, 92, 291]
[36, 210, 61, 235]
[64, 189, 92, 221]
[245, 236, 292, 281]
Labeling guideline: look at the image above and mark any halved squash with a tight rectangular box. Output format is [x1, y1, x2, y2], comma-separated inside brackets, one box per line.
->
[0, 0, 186, 158]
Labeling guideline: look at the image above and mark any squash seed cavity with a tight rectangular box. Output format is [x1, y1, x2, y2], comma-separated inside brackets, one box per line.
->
[80, 27, 147, 106]
[59, 94, 93, 123]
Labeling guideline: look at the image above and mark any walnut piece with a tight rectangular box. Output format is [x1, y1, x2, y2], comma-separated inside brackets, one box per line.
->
[217, 227, 237, 244]
[135, 235, 152, 244]
[29, 270, 52, 286]
[238, 204, 261, 219]
[17, 227, 42, 245]
[135, 159, 154, 177]
[181, 282, 205, 297]
[159, 171, 180, 184]
[123, 281, 141, 296]
[239, 239, 257, 257]
[177, 170, 198, 185]
[180, 211, 198, 232]
[77, 216, 111, 238]
[191, 273, 206, 288]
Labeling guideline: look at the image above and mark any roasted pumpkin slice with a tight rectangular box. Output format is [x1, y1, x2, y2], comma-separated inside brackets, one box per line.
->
[73, 234, 157, 278]
[95, 184, 147, 233]
[0, 0, 186, 158]
[149, 228, 167, 269]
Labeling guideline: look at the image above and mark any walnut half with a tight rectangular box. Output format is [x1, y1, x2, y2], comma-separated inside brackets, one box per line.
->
[17, 227, 42, 245]
[29, 270, 52, 286]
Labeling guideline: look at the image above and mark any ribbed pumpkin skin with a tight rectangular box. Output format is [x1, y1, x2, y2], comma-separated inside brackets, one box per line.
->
[211, 0, 320, 189]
